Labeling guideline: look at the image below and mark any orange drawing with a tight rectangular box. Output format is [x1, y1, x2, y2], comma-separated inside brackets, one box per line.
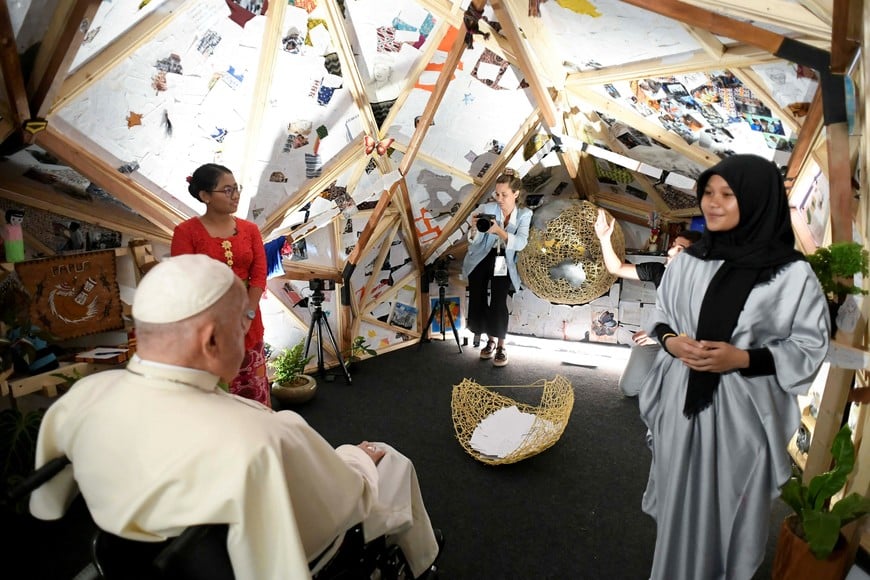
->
[414, 26, 463, 93]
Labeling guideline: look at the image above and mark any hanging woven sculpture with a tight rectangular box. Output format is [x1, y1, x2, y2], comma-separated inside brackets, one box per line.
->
[517, 201, 624, 305]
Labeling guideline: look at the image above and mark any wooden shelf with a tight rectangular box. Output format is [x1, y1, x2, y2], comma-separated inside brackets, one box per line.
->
[1, 361, 122, 400]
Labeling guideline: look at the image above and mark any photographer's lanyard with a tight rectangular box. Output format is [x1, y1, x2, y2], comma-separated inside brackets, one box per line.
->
[493, 238, 507, 276]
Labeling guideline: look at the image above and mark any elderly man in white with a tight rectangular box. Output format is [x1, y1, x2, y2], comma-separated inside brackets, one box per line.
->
[30, 254, 441, 579]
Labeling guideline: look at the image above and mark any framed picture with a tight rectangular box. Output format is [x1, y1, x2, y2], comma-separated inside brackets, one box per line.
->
[429, 296, 461, 333]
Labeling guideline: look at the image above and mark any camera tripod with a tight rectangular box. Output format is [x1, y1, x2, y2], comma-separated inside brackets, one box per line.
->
[421, 283, 462, 353]
[304, 289, 352, 384]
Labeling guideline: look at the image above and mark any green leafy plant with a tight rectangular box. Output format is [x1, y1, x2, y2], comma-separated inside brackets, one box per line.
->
[780, 424, 870, 559]
[0, 407, 45, 513]
[806, 242, 869, 304]
[268, 340, 313, 387]
[347, 335, 377, 364]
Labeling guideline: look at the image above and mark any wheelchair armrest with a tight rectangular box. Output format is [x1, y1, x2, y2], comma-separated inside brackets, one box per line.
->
[7, 456, 71, 502]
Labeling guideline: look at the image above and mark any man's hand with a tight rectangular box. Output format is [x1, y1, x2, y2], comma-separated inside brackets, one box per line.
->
[359, 441, 386, 465]
[594, 209, 614, 240]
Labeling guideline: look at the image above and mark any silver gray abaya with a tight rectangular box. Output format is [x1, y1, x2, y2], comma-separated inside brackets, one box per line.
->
[639, 254, 829, 580]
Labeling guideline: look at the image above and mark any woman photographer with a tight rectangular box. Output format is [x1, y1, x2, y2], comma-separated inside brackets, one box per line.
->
[461, 170, 531, 367]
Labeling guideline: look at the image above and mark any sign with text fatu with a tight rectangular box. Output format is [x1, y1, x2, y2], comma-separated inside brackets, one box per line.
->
[15, 250, 123, 339]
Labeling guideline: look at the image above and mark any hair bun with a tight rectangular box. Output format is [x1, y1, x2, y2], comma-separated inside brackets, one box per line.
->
[186, 175, 192, 184]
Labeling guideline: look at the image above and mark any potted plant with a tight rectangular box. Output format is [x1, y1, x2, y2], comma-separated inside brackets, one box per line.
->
[806, 241, 869, 335]
[346, 335, 377, 366]
[773, 424, 870, 579]
[269, 340, 316, 405]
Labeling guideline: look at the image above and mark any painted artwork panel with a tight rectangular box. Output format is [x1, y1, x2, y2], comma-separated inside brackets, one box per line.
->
[16, 250, 124, 339]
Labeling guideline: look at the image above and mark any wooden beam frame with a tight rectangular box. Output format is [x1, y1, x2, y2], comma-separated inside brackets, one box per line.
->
[52, 0, 190, 114]
[569, 86, 721, 168]
[0, 0, 31, 126]
[422, 108, 543, 262]
[0, 174, 171, 243]
[260, 138, 361, 238]
[34, 120, 184, 235]
[322, 0, 393, 175]
[678, 0, 832, 39]
[27, 0, 101, 118]
[566, 44, 781, 88]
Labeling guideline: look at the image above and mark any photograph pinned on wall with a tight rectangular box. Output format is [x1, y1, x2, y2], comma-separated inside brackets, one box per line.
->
[290, 238, 308, 261]
[429, 296, 462, 334]
[589, 306, 618, 343]
[389, 301, 418, 331]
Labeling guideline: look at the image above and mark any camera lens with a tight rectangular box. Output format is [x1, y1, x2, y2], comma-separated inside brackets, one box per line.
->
[476, 217, 491, 232]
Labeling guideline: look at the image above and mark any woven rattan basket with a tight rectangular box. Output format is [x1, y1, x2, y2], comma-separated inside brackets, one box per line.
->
[451, 375, 574, 465]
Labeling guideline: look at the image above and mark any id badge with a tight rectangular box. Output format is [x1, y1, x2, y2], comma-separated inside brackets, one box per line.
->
[493, 255, 508, 276]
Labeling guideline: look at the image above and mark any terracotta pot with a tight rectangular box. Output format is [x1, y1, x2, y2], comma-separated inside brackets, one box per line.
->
[271, 374, 317, 404]
[771, 515, 850, 580]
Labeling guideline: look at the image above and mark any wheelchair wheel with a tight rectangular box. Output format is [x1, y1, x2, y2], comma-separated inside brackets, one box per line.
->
[375, 544, 412, 580]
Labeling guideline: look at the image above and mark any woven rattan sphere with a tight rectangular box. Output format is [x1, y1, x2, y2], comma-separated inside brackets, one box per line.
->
[517, 201, 624, 305]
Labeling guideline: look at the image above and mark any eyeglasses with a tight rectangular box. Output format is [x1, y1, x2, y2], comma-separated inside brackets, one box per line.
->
[209, 184, 242, 198]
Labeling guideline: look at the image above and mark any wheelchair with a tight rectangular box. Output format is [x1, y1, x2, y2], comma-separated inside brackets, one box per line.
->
[9, 457, 421, 579]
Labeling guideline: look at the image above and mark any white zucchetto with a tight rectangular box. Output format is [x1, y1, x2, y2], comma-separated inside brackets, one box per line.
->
[132, 254, 236, 324]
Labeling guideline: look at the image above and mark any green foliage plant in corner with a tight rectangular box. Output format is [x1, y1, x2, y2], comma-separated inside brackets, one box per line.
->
[348, 335, 377, 364]
[806, 241, 869, 305]
[780, 424, 870, 560]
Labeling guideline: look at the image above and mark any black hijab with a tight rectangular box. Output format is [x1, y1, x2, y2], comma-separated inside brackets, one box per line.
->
[681, 154, 804, 417]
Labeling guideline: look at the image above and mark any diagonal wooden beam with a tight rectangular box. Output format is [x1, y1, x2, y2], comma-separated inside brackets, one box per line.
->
[621, 0, 785, 53]
[398, 11, 475, 177]
[27, 0, 101, 118]
[260, 138, 361, 238]
[492, 0, 590, 196]
[0, 0, 31, 125]
[577, 108, 671, 214]
[0, 174, 171, 243]
[682, 24, 725, 59]
[322, 0, 383, 144]
[34, 120, 183, 236]
[678, 0, 832, 39]
[566, 43, 782, 87]
[52, 0, 190, 114]
[236, 0, 286, 220]
[422, 108, 542, 262]
[378, 19, 451, 136]
[829, 0, 860, 73]
[784, 89, 824, 198]
[569, 85, 721, 168]
[730, 68, 801, 134]
[797, 0, 834, 25]
[345, 181, 401, 270]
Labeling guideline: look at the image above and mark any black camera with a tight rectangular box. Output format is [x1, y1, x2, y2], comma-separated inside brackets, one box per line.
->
[476, 213, 496, 233]
[428, 255, 454, 286]
[309, 279, 335, 292]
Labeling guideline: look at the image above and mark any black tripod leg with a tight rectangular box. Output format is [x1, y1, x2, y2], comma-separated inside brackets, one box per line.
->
[320, 316, 352, 385]
[303, 310, 318, 362]
[419, 302, 439, 348]
[442, 303, 462, 353]
[316, 315, 326, 377]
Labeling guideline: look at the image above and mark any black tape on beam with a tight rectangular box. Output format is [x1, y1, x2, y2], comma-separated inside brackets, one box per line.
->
[775, 37, 846, 127]
[341, 263, 355, 306]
